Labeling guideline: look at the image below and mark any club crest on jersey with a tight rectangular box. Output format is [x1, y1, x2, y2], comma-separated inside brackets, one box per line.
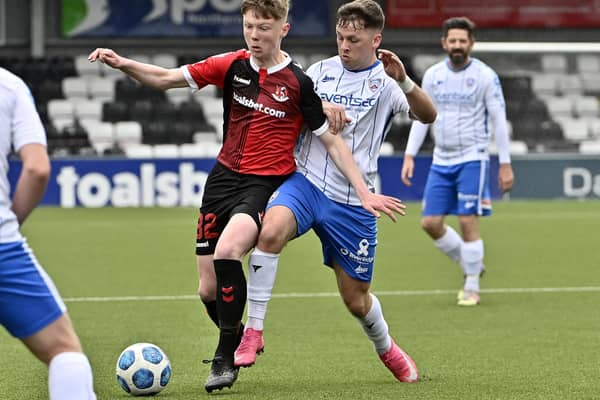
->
[272, 85, 289, 102]
[466, 77, 475, 87]
[368, 78, 382, 92]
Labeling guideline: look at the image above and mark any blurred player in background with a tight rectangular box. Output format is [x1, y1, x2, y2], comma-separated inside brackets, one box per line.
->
[401, 17, 514, 306]
[89, 0, 403, 392]
[0, 67, 96, 400]
[235, 0, 436, 383]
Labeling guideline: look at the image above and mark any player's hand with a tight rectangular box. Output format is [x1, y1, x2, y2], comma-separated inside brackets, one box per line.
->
[401, 155, 415, 186]
[88, 48, 124, 69]
[360, 192, 406, 222]
[498, 163, 514, 193]
[323, 101, 351, 134]
[377, 49, 407, 82]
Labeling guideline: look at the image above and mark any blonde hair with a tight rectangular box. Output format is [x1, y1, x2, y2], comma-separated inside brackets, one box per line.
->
[241, 0, 290, 21]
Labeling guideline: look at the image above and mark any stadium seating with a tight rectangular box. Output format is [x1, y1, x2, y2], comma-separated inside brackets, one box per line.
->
[555, 117, 590, 142]
[3, 49, 596, 157]
[124, 144, 154, 158]
[578, 140, 600, 154]
[75, 100, 103, 121]
[540, 53, 568, 74]
[575, 54, 600, 73]
[114, 121, 143, 148]
[152, 53, 178, 69]
[62, 77, 89, 100]
[81, 120, 115, 154]
[153, 144, 180, 158]
[88, 76, 116, 102]
[74, 54, 102, 78]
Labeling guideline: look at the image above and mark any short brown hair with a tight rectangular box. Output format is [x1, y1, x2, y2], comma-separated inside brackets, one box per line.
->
[337, 0, 385, 31]
[442, 17, 476, 38]
[241, 0, 290, 21]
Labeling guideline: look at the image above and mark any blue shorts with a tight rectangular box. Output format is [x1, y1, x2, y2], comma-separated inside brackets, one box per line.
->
[0, 240, 66, 338]
[423, 160, 492, 216]
[268, 173, 377, 282]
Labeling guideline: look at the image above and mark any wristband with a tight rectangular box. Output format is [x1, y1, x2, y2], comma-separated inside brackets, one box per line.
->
[397, 77, 415, 94]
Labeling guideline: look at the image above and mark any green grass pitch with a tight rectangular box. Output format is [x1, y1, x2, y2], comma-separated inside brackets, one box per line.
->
[1, 200, 599, 399]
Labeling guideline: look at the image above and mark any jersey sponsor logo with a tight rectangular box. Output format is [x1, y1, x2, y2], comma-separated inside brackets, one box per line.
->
[321, 75, 335, 82]
[268, 190, 279, 204]
[357, 239, 370, 256]
[368, 78, 382, 92]
[320, 92, 376, 108]
[433, 92, 476, 105]
[340, 240, 374, 264]
[252, 264, 263, 272]
[458, 193, 479, 201]
[271, 85, 289, 102]
[233, 92, 286, 118]
[354, 265, 369, 274]
[233, 74, 251, 86]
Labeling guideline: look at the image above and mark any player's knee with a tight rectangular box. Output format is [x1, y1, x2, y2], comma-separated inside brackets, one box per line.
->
[342, 294, 370, 318]
[257, 223, 288, 253]
[421, 217, 443, 237]
[198, 283, 216, 302]
[30, 321, 82, 364]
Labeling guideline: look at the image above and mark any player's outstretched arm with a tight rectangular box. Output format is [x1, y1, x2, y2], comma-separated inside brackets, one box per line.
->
[88, 48, 187, 90]
[377, 49, 437, 123]
[318, 132, 406, 221]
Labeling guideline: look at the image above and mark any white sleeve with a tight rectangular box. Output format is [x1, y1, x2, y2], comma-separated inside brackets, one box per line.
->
[488, 105, 510, 163]
[404, 120, 429, 156]
[404, 68, 433, 156]
[12, 80, 46, 151]
[485, 72, 511, 164]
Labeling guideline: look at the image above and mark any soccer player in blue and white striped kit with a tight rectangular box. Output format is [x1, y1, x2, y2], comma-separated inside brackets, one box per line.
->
[401, 17, 515, 306]
[0, 67, 96, 399]
[235, 0, 437, 383]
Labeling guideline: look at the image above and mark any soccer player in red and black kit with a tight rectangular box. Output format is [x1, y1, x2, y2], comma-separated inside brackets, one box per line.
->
[89, 0, 404, 393]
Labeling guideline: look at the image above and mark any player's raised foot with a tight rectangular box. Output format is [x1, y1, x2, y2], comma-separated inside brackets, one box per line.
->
[234, 328, 264, 367]
[457, 289, 480, 306]
[204, 355, 238, 393]
[379, 338, 419, 383]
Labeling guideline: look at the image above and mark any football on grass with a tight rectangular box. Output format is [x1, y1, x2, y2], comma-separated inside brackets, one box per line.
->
[116, 343, 172, 396]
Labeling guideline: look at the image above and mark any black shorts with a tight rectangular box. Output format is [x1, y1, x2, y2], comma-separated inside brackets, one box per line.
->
[196, 162, 290, 255]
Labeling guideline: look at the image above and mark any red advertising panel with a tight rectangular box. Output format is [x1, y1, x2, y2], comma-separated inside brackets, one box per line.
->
[386, 0, 600, 28]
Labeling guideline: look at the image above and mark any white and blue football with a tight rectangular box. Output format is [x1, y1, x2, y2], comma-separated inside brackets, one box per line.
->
[116, 342, 172, 396]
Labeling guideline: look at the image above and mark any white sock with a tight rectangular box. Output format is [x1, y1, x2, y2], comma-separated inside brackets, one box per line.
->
[246, 248, 280, 332]
[48, 352, 96, 400]
[461, 239, 484, 292]
[434, 225, 463, 264]
[357, 294, 391, 355]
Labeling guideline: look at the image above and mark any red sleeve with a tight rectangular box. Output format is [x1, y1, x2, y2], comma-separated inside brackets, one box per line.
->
[185, 49, 249, 89]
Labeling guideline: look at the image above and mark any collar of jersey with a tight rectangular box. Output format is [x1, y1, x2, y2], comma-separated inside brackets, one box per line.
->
[249, 51, 292, 74]
[344, 59, 382, 73]
[445, 58, 473, 72]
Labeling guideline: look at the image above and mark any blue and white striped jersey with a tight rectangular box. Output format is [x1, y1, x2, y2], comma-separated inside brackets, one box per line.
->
[406, 58, 509, 166]
[295, 56, 410, 205]
[0, 68, 46, 242]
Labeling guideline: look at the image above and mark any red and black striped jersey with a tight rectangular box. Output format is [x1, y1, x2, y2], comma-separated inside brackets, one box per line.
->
[182, 49, 328, 176]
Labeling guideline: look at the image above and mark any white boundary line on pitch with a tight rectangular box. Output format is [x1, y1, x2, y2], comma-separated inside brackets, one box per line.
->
[63, 286, 600, 303]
